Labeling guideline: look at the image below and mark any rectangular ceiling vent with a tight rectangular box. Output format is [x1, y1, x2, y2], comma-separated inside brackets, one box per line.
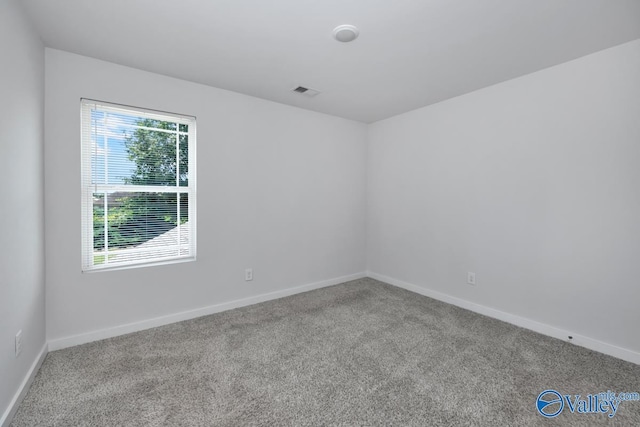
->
[292, 86, 321, 97]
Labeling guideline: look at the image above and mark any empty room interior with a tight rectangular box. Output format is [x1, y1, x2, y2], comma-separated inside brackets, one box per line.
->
[2, 0, 640, 425]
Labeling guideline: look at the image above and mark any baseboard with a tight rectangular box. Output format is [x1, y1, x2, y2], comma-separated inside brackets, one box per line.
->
[48, 272, 367, 351]
[367, 271, 640, 366]
[0, 342, 48, 427]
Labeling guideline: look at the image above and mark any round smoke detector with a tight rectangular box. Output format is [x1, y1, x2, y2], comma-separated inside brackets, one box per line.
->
[333, 25, 359, 43]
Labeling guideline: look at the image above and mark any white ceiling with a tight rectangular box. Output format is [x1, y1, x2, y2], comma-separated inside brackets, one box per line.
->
[22, 0, 640, 123]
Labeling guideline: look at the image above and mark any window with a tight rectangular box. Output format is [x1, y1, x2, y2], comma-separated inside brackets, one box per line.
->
[81, 100, 196, 271]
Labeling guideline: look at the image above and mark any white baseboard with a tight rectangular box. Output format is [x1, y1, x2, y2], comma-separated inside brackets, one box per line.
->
[367, 271, 640, 366]
[48, 272, 367, 351]
[1, 342, 48, 427]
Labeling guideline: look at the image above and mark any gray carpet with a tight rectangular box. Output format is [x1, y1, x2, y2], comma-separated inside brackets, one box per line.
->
[11, 278, 640, 426]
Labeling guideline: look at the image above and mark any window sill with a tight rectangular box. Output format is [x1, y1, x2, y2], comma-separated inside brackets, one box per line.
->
[82, 256, 196, 273]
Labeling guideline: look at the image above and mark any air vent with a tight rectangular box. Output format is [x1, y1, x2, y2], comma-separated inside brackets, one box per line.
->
[292, 86, 321, 97]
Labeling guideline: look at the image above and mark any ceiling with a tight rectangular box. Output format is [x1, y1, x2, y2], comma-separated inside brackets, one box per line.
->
[21, 0, 640, 123]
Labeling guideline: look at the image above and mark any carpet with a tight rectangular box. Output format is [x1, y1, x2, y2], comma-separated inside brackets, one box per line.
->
[11, 278, 640, 426]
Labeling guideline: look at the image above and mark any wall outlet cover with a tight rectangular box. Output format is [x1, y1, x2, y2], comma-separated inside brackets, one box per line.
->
[15, 330, 23, 357]
[467, 272, 476, 285]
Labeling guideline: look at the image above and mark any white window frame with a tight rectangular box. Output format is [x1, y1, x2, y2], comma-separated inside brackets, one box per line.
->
[80, 99, 197, 272]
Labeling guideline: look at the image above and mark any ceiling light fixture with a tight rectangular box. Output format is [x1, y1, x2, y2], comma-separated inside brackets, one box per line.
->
[333, 25, 359, 43]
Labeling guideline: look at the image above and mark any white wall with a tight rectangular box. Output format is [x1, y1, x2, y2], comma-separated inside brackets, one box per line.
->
[0, 0, 46, 423]
[45, 49, 367, 344]
[367, 40, 640, 357]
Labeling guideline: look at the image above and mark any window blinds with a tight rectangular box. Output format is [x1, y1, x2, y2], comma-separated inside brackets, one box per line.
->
[80, 99, 196, 271]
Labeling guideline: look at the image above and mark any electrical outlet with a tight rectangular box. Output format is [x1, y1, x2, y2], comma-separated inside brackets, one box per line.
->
[245, 268, 253, 281]
[15, 330, 22, 358]
[467, 272, 476, 285]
